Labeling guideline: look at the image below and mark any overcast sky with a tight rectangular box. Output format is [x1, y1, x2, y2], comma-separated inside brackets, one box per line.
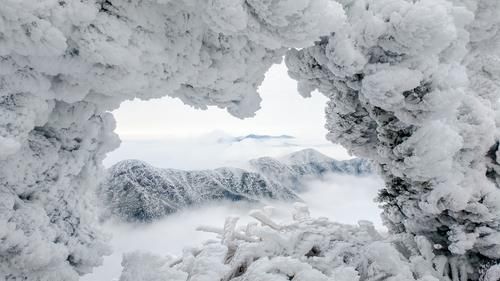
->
[106, 62, 352, 169]
[113, 62, 329, 140]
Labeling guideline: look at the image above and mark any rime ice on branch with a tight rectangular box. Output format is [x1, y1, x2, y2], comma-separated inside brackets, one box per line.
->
[3, 0, 500, 279]
[120, 205, 468, 281]
[286, 0, 500, 279]
[0, 0, 344, 279]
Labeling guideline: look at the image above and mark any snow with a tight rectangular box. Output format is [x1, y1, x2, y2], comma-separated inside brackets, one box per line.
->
[0, 1, 344, 279]
[100, 159, 298, 222]
[117, 204, 449, 281]
[1, 0, 500, 279]
[280, 148, 335, 165]
[83, 174, 384, 281]
[286, 0, 500, 278]
[0, 136, 20, 159]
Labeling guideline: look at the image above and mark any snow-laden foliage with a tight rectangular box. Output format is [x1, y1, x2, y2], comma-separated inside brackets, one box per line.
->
[3, 0, 500, 279]
[120, 204, 483, 281]
[285, 0, 500, 279]
[100, 149, 370, 222]
[0, 1, 346, 279]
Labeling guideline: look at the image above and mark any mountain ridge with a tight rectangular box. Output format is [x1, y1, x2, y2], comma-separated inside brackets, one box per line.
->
[217, 134, 295, 143]
[100, 149, 371, 222]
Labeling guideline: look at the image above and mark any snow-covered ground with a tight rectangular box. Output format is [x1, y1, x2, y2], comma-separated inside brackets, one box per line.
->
[83, 174, 383, 281]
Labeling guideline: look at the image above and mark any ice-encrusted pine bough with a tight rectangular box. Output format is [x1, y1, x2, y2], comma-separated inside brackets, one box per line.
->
[285, 0, 500, 279]
[0, 0, 346, 280]
[120, 204, 465, 281]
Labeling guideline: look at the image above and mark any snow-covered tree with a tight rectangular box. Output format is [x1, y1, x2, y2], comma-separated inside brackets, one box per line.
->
[286, 0, 500, 279]
[2, 0, 500, 280]
[0, 0, 345, 279]
[119, 204, 472, 281]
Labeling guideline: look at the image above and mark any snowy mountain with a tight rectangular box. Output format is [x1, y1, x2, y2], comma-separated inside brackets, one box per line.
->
[217, 134, 295, 143]
[250, 149, 371, 191]
[234, 134, 295, 142]
[101, 160, 298, 222]
[101, 149, 371, 222]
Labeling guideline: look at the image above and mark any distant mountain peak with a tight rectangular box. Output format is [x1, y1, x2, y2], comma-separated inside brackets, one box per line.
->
[280, 148, 334, 165]
[218, 134, 294, 143]
[215, 133, 296, 144]
[240, 134, 295, 140]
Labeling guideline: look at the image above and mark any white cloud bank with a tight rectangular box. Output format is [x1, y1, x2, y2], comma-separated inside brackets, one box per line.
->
[103, 133, 351, 170]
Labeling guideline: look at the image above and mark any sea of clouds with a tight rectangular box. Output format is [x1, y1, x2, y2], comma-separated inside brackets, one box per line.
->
[83, 172, 383, 281]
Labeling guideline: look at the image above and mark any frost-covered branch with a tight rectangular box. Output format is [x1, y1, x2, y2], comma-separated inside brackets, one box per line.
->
[120, 205, 471, 281]
[0, 0, 345, 279]
[285, 0, 500, 279]
[2, 0, 500, 279]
